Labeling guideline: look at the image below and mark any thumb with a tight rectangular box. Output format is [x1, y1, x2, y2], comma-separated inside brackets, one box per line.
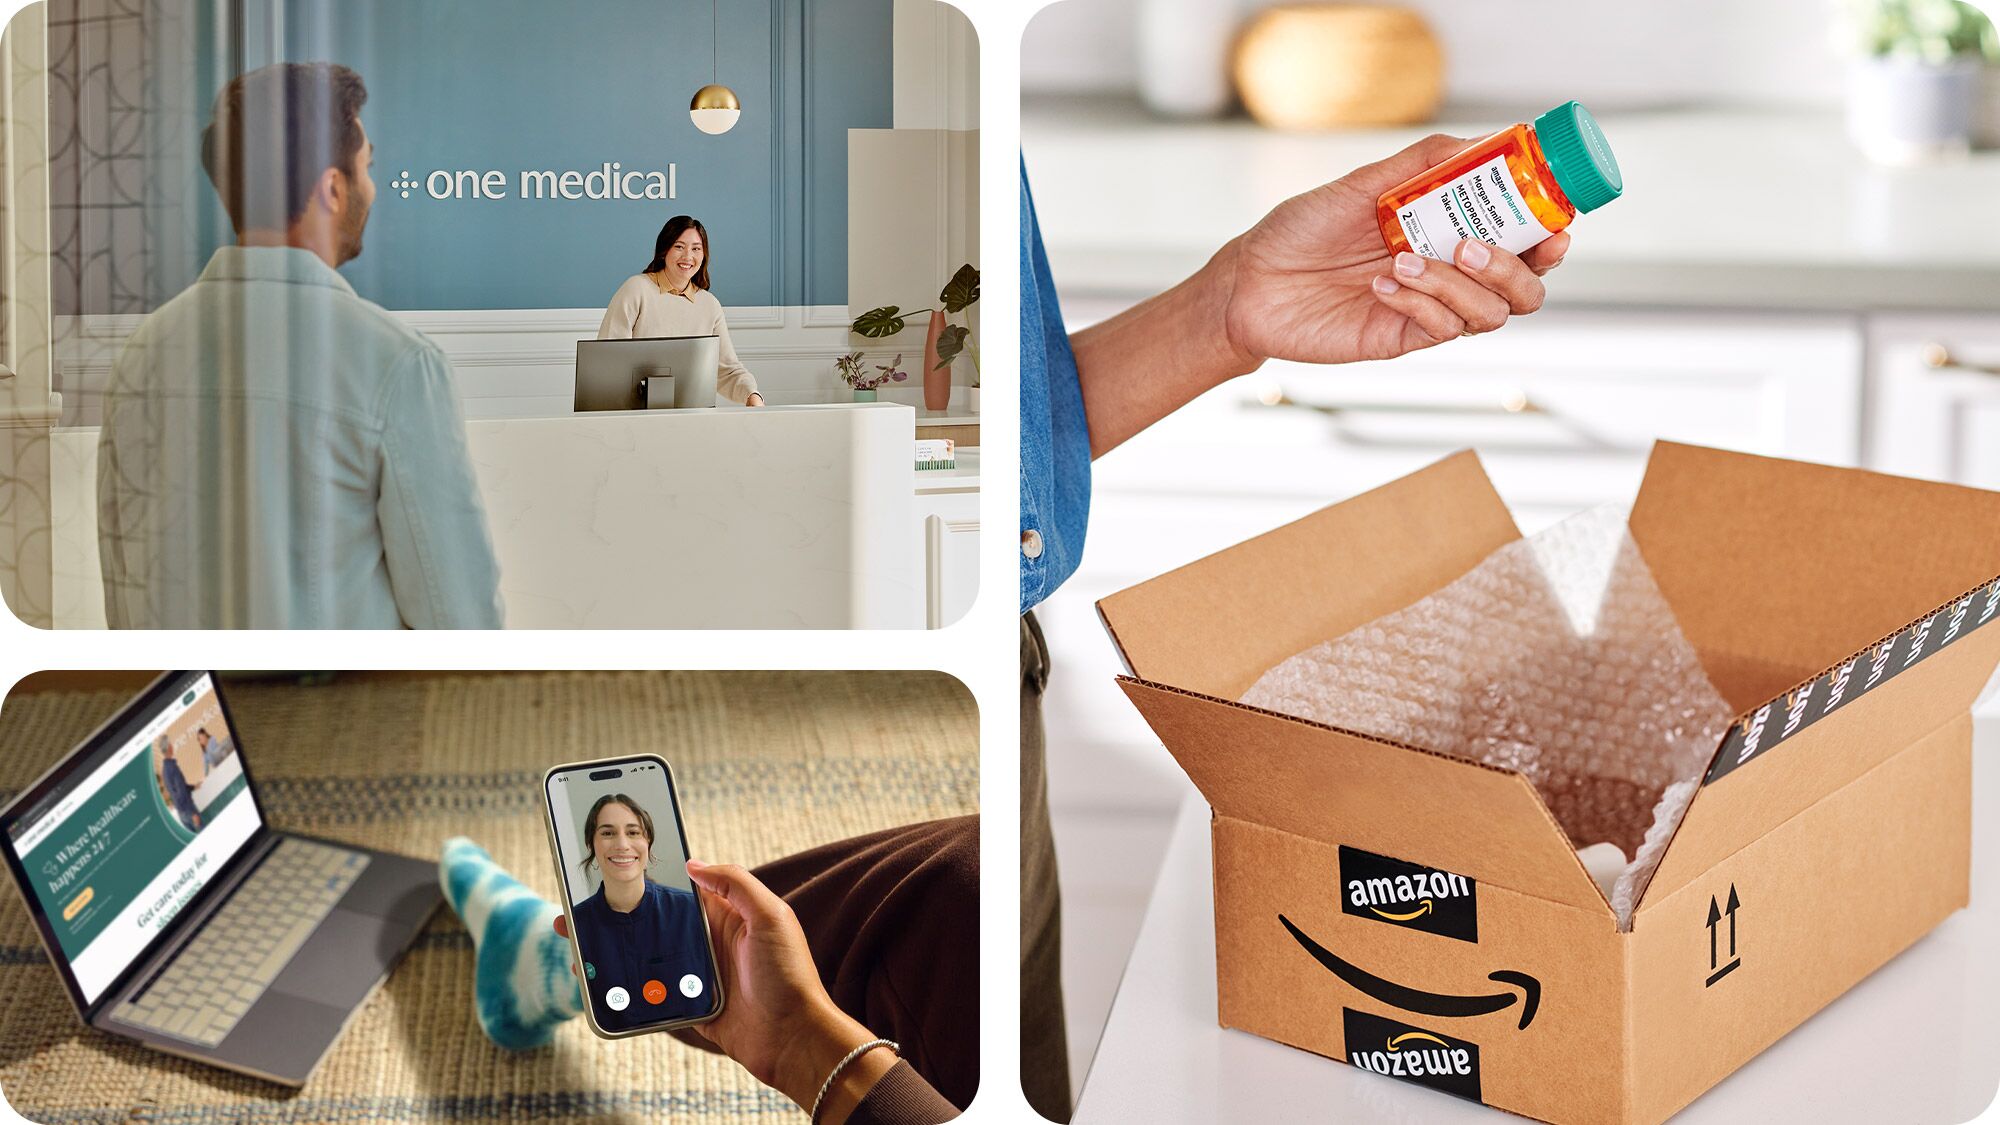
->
[685, 860, 788, 926]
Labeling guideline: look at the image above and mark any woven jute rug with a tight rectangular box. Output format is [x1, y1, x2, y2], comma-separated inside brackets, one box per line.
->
[0, 671, 979, 1124]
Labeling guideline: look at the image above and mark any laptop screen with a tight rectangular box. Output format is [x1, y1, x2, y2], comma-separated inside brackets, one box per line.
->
[3, 673, 262, 1005]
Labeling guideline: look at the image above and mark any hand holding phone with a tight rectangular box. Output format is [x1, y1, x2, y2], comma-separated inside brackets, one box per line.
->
[550, 853, 900, 1119]
[542, 754, 723, 1037]
[679, 860, 904, 1120]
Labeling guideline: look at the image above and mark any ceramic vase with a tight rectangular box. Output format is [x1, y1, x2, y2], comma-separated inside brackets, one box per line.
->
[922, 309, 951, 411]
[1847, 56, 1980, 165]
[1138, 0, 1237, 119]
[852, 388, 877, 402]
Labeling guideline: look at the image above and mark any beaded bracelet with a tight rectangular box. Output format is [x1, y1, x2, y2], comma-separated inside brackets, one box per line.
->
[809, 1037, 899, 1125]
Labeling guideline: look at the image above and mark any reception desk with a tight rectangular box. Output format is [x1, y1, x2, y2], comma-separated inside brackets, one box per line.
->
[46, 402, 922, 628]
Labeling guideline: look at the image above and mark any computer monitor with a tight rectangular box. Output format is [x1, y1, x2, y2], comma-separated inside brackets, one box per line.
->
[574, 335, 721, 412]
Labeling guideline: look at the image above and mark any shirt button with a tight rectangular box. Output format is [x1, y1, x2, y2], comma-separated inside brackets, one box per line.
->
[1021, 529, 1045, 560]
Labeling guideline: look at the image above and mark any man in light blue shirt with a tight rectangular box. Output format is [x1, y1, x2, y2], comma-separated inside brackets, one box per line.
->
[98, 62, 503, 629]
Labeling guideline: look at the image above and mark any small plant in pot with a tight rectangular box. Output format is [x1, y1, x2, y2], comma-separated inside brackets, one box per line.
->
[835, 351, 908, 402]
[1837, 0, 1998, 163]
[851, 263, 979, 412]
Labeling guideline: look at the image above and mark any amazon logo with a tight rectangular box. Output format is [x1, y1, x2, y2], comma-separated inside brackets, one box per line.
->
[1343, 1008, 1483, 1102]
[1281, 914, 1541, 1031]
[1340, 845, 1478, 943]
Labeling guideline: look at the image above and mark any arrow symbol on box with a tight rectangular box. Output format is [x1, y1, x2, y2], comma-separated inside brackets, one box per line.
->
[1705, 885, 1742, 987]
[1279, 914, 1541, 1031]
[1369, 899, 1433, 922]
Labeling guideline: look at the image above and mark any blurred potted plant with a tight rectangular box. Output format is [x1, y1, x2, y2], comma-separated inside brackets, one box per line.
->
[1973, 7, 2000, 148]
[851, 263, 979, 412]
[1838, 0, 1995, 162]
[835, 351, 908, 402]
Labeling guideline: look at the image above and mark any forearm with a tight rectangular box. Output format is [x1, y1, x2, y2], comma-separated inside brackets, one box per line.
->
[717, 363, 759, 405]
[713, 314, 758, 404]
[1070, 237, 1259, 457]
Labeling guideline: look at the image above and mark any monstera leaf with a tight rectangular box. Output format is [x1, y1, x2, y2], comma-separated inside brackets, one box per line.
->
[851, 305, 908, 338]
[933, 325, 970, 370]
[939, 264, 980, 313]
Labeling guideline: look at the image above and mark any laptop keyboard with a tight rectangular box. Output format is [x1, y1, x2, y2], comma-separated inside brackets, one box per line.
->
[110, 838, 369, 1047]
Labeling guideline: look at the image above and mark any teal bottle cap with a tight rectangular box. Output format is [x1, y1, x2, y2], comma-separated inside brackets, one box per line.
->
[1533, 101, 1622, 213]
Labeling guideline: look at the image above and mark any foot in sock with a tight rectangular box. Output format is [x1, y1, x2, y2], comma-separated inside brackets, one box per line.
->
[439, 836, 582, 1050]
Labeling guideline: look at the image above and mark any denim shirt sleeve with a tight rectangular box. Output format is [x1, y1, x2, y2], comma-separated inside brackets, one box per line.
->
[1019, 163, 1092, 615]
[376, 343, 506, 628]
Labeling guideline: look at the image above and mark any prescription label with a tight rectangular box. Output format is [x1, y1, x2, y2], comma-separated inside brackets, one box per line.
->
[1393, 154, 1554, 261]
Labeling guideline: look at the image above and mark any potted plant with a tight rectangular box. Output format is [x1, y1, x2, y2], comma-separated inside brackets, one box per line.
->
[1973, 7, 2000, 148]
[835, 351, 908, 402]
[1838, 0, 1995, 163]
[851, 263, 979, 412]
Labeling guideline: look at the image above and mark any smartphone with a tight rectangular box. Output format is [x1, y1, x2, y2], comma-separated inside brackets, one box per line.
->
[542, 753, 724, 1037]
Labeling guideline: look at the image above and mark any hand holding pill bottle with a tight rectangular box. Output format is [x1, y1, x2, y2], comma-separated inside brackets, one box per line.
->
[1376, 100, 1622, 261]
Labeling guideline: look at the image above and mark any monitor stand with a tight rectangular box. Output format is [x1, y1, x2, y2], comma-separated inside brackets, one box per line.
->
[640, 368, 676, 410]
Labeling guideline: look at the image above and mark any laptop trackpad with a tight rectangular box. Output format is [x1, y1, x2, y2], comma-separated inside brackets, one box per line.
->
[270, 908, 404, 1010]
[220, 989, 348, 1084]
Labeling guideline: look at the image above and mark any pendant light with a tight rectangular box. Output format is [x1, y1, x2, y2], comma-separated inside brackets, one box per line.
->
[689, 0, 740, 135]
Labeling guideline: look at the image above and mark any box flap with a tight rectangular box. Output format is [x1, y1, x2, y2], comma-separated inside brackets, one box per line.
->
[1635, 579, 2000, 914]
[1097, 450, 1520, 700]
[1119, 677, 1611, 915]
[1629, 442, 2000, 712]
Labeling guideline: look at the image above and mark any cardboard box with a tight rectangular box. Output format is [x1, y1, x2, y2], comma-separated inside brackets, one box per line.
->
[1097, 442, 2000, 1125]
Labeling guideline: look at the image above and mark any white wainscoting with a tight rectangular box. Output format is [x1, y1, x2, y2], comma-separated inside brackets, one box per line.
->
[52, 305, 952, 425]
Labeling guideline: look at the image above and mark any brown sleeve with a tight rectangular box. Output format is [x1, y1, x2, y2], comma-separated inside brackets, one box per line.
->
[844, 1060, 961, 1125]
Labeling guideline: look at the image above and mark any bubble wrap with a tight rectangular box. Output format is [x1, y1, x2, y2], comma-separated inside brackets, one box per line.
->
[1240, 505, 1730, 928]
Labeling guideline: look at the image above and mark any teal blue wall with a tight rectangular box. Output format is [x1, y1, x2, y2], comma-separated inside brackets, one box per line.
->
[172, 0, 889, 310]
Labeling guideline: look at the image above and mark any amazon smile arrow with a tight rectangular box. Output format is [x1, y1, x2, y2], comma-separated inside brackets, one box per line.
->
[1279, 914, 1542, 1031]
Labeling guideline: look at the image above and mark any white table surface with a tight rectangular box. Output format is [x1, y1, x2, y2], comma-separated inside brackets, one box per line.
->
[1074, 708, 2000, 1125]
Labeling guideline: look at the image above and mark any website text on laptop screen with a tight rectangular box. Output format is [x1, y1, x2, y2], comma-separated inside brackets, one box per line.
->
[5, 674, 260, 1003]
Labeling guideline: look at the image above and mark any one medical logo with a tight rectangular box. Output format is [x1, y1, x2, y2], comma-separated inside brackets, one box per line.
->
[385, 163, 678, 203]
[1344, 1008, 1482, 1103]
[1341, 845, 1478, 943]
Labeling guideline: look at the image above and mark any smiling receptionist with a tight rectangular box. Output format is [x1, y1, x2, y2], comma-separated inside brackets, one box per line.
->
[597, 215, 765, 406]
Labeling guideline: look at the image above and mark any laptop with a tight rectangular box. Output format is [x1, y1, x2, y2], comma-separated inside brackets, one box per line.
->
[0, 672, 441, 1085]
[574, 334, 721, 411]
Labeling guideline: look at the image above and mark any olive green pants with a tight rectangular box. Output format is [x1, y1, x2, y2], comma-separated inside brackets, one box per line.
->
[1021, 613, 1073, 1121]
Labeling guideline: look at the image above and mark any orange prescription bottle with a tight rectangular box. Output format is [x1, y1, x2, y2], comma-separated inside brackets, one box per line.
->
[1376, 101, 1622, 261]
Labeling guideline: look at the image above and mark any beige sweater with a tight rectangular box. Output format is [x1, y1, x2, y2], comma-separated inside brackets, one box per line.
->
[596, 275, 759, 405]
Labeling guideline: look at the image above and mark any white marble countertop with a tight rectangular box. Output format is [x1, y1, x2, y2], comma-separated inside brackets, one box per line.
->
[1023, 97, 2000, 312]
[1073, 703, 2000, 1124]
[470, 393, 982, 428]
[815, 385, 982, 427]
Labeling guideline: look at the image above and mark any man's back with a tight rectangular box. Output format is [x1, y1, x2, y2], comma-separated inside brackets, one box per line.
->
[98, 245, 504, 628]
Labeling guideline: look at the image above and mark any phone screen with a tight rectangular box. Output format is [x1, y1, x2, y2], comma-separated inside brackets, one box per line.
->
[544, 756, 721, 1033]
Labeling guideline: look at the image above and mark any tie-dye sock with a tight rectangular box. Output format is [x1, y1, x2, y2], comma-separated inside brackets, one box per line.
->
[439, 836, 582, 1050]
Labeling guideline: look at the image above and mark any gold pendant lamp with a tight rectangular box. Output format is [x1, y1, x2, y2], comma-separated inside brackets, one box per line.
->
[689, 0, 741, 135]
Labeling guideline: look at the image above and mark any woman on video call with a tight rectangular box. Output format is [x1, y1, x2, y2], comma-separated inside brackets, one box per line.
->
[596, 215, 766, 407]
[567, 793, 711, 1025]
